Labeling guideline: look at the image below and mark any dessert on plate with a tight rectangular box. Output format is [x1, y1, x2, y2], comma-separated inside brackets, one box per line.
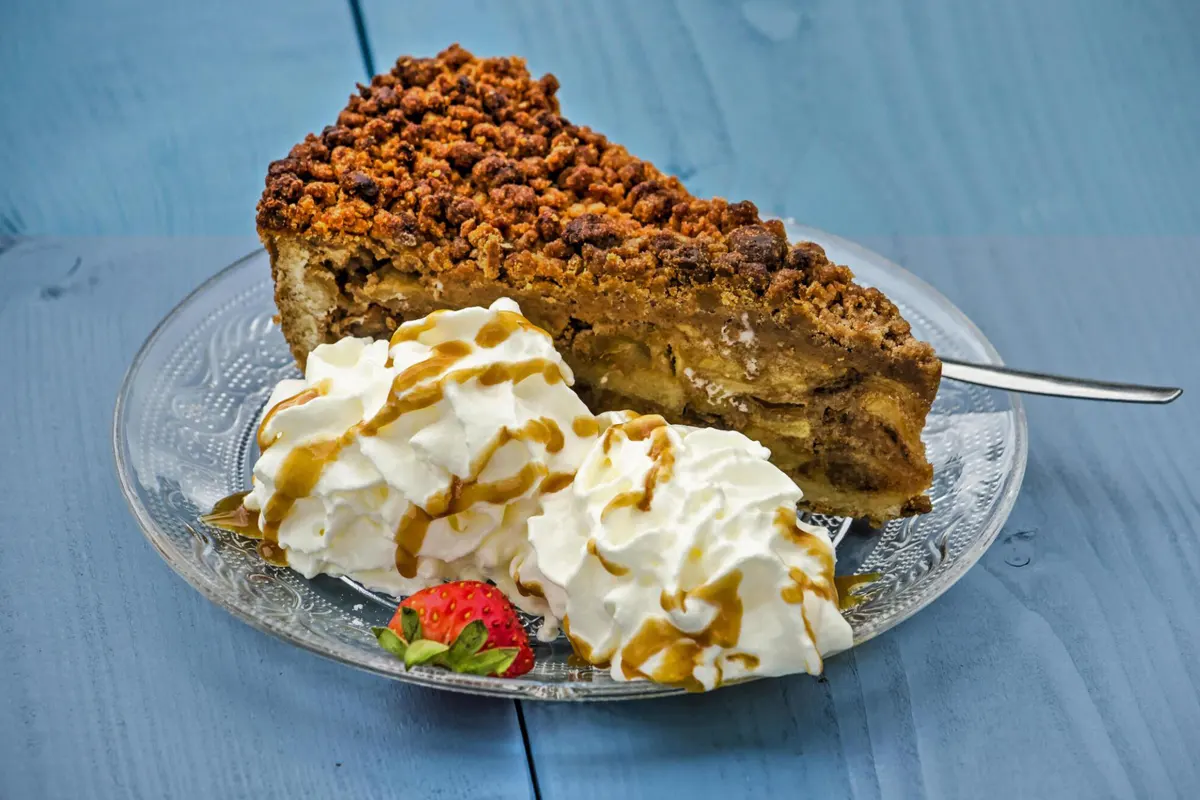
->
[256, 45, 941, 524]
[516, 415, 853, 691]
[206, 300, 853, 689]
[211, 43, 942, 690]
[208, 299, 596, 632]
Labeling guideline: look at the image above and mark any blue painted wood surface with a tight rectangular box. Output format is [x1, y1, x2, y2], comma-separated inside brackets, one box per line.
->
[0, 0, 365, 236]
[0, 2, 534, 798]
[3, 0, 1200, 798]
[0, 238, 535, 800]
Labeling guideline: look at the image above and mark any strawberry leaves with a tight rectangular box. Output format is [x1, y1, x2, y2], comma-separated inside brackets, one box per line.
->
[373, 607, 425, 662]
[457, 647, 518, 676]
[373, 618, 519, 677]
[447, 620, 488, 661]
[446, 620, 518, 675]
[403, 639, 449, 668]
[373, 627, 408, 659]
[400, 606, 421, 643]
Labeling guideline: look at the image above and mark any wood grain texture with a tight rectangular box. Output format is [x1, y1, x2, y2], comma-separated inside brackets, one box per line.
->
[357, 2, 1200, 798]
[4, 0, 1200, 798]
[362, 0, 1200, 238]
[0, 0, 366, 236]
[0, 239, 534, 800]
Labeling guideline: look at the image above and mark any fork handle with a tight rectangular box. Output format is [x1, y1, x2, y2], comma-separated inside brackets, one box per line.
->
[940, 357, 1182, 404]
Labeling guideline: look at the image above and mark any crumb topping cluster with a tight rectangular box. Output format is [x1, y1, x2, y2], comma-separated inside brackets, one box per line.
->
[259, 45, 930, 355]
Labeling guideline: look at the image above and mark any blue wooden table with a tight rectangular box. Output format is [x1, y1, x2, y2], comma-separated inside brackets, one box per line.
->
[3, 2, 1198, 797]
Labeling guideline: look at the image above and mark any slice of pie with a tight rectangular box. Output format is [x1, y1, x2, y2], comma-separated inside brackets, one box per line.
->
[256, 45, 941, 523]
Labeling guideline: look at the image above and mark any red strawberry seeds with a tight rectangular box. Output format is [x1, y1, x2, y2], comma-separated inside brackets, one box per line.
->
[373, 580, 535, 678]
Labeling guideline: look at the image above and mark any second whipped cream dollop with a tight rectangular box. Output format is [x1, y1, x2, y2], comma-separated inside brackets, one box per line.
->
[517, 416, 853, 691]
[243, 299, 597, 621]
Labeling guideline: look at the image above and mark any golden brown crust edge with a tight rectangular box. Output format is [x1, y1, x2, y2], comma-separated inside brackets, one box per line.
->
[257, 43, 941, 521]
[256, 44, 941, 384]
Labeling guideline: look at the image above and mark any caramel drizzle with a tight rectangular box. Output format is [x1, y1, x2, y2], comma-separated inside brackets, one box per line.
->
[211, 378, 337, 565]
[600, 420, 675, 520]
[774, 507, 837, 603]
[363, 355, 565, 436]
[571, 415, 599, 438]
[474, 310, 551, 348]
[256, 541, 288, 566]
[389, 310, 448, 346]
[574, 509, 838, 687]
[514, 578, 546, 599]
[538, 472, 576, 494]
[392, 416, 563, 577]
[200, 491, 288, 566]
[618, 570, 745, 692]
[834, 573, 882, 610]
[528, 417, 565, 453]
[621, 414, 667, 441]
[201, 491, 257, 538]
[257, 382, 327, 452]
[394, 463, 547, 578]
[207, 331, 567, 573]
[725, 653, 760, 671]
[774, 507, 840, 671]
[362, 340, 474, 434]
[600, 413, 664, 453]
[261, 440, 341, 545]
[270, 345, 562, 566]
[563, 615, 612, 668]
[586, 538, 630, 576]
[393, 505, 433, 578]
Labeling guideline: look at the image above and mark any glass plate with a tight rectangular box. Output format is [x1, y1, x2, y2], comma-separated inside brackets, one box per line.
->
[113, 225, 1027, 701]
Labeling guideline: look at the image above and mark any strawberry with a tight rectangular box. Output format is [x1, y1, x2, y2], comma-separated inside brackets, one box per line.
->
[372, 580, 535, 677]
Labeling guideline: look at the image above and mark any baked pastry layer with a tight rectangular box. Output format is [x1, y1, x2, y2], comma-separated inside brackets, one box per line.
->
[257, 45, 941, 522]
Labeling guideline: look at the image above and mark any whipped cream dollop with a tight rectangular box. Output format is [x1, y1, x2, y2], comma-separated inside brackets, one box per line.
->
[517, 416, 853, 690]
[240, 299, 598, 625]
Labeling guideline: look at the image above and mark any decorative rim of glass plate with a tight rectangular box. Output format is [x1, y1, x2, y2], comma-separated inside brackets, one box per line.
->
[113, 225, 1027, 701]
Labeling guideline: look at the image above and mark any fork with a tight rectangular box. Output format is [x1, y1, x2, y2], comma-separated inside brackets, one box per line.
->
[940, 358, 1182, 404]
